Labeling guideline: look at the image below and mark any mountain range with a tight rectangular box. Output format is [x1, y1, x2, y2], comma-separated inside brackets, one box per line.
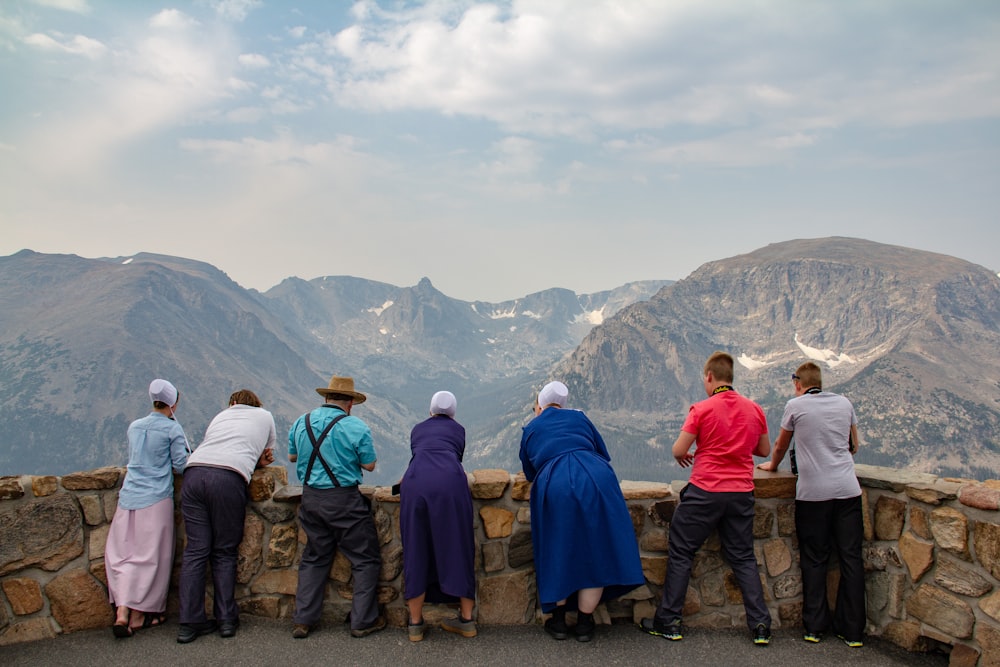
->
[1, 237, 997, 484]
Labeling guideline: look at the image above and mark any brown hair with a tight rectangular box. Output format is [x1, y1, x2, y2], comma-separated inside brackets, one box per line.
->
[153, 391, 179, 410]
[704, 351, 734, 384]
[796, 362, 822, 390]
[229, 389, 262, 407]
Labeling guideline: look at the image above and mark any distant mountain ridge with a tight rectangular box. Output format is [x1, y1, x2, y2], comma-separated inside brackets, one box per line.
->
[0, 248, 669, 483]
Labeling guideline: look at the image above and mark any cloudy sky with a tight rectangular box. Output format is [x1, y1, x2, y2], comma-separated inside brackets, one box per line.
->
[1, 0, 998, 302]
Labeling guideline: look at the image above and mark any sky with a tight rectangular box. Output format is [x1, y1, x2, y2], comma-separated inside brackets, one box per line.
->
[1, 0, 998, 302]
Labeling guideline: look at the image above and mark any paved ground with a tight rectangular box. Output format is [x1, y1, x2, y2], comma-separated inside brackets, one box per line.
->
[4, 617, 951, 667]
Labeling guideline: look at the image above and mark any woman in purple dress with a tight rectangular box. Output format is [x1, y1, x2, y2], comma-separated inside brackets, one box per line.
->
[399, 391, 476, 642]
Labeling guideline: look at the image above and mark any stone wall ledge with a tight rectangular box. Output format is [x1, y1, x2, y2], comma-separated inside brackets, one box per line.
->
[1, 463, 997, 663]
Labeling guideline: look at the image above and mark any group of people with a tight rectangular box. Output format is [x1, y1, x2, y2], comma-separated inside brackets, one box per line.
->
[103, 351, 865, 649]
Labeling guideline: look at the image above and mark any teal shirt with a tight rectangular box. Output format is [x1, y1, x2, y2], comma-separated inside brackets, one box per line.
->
[289, 405, 375, 488]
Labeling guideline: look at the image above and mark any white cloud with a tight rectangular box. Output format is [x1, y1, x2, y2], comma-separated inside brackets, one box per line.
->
[210, 0, 262, 22]
[23, 32, 105, 58]
[288, 26, 306, 39]
[32, 0, 90, 13]
[238, 52, 270, 68]
[149, 9, 199, 30]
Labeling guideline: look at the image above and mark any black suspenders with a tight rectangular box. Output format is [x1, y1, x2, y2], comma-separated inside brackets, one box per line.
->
[303, 411, 347, 488]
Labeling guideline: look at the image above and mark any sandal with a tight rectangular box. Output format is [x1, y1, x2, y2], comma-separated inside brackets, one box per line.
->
[134, 613, 167, 631]
[112, 623, 133, 639]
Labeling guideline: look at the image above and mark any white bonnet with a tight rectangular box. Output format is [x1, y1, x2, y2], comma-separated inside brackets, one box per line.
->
[149, 378, 178, 406]
[537, 381, 568, 408]
[429, 390, 457, 417]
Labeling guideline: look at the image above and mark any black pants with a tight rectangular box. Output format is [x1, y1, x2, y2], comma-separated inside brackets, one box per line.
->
[655, 483, 771, 631]
[795, 495, 865, 641]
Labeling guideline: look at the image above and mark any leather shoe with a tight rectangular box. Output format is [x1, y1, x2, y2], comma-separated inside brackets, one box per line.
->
[219, 619, 239, 638]
[177, 620, 217, 644]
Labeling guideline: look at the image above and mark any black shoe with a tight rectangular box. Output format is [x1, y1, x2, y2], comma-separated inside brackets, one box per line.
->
[575, 612, 595, 642]
[177, 621, 217, 644]
[218, 619, 239, 638]
[639, 617, 683, 641]
[753, 623, 771, 646]
[544, 605, 569, 640]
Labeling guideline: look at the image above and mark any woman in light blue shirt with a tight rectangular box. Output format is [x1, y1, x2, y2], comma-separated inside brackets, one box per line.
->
[105, 379, 190, 638]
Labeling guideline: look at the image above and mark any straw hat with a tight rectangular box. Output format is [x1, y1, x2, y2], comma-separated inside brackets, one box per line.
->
[316, 376, 367, 403]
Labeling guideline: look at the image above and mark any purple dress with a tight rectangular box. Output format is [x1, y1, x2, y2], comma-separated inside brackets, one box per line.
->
[399, 415, 476, 602]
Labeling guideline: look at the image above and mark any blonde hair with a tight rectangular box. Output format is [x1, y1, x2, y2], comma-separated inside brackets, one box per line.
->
[795, 362, 822, 390]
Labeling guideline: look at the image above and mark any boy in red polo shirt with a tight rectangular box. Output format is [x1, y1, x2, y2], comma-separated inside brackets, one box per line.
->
[640, 351, 773, 645]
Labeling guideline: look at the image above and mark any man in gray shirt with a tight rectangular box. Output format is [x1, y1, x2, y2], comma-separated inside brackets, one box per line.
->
[758, 361, 864, 648]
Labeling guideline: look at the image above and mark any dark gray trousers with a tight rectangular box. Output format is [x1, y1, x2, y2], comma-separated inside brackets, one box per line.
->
[293, 485, 381, 630]
[655, 483, 772, 631]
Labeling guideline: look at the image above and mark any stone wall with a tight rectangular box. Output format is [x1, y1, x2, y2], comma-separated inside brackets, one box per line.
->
[1, 464, 998, 664]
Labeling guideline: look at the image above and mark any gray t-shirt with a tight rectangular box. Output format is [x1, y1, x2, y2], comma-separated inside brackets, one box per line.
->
[781, 391, 861, 501]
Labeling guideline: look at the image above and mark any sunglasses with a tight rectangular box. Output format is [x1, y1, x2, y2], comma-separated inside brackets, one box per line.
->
[791, 374, 800, 380]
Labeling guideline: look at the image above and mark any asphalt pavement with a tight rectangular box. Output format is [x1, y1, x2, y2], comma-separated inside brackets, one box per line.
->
[3, 616, 954, 667]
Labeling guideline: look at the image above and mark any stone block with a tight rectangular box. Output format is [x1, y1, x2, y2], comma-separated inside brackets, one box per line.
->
[249, 569, 299, 595]
[776, 502, 795, 536]
[981, 590, 1000, 623]
[77, 494, 105, 526]
[979, 623, 1000, 667]
[686, 611, 734, 628]
[778, 600, 802, 626]
[238, 596, 282, 619]
[2, 578, 44, 615]
[379, 544, 402, 582]
[482, 541, 505, 573]
[648, 498, 678, 526]
[691, 551, 724, 578]
[479, 506, 514, 539]
[930, 506, 970, 560]
[874, 495, 906, 540]
[237, 512, 264, 584]
[507, 530, 534, 568]
[948, 642, 980, 667]
[30, 476, 58, 498]
[763, 538, 792, 576]
[752, 473, 796, 500]
[974, 520, 1000, 581]
[265, 523, 298, 569]
[471, 469, 510, 499]
[772, 573, 802, 599]
[620, 480, 671, 500]
[272, 485, 303, 503]
[934, 558, 993, 597]
[905, 583, 975, 639]
[0, 476, 25, 501]
[89, 560, 108, 588]
[899, 531, 934, 582]
[510, 473, 531, 501]
[516, 507, 530, 524]
[372, 486, 399, 503]
[628, 503, 646, 538]
[959, 484, 1000, 511]
[44, 569, 113, 632]
[253, 501, 297, 524]
[477, 570, 534, 624]
[87, 524, 109, 560]
[882, 620, 930, 652]
[641, 555, 667, 586]
[248, 470, 275, 502]
[910, 506, 932, 540]
[330, 551, 351, 583]
[632, 599, 655, 624]
[0, 494, 84, 576]
[0, 618, 57, 646]
[60, 467, 121, 490]
[753, 505, 774, 538]
[102, 491, 118, 521]
[699, 570, 726, 606]
[640, 528, 669, 552]
[905, 480, 962, 505]
[375, 506, 394, 545]
[854, 465, 936, 492]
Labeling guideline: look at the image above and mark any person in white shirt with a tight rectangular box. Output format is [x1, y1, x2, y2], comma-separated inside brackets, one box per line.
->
[176, 389, 276, 644]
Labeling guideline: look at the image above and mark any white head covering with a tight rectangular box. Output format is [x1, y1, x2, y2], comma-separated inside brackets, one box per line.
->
[429, 390, 457, 417]
[149, 378, 178, 406]
[537, 381, 568, 408]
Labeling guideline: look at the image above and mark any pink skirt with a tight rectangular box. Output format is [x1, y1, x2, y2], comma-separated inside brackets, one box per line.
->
[104, 497, 175, 613]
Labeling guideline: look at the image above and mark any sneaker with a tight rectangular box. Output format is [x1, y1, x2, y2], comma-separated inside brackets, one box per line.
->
[837, 634, 863, 648]
[292, 623, 312, 639]
[639, 617, 683, 641]
[803, 631, 822, 643]
[575, 612, 595, 642]
[408, 619, 426, 642]
[752, 623, 771, 646]
[350, 616, 386, 638]
[441, 615, 477, 638]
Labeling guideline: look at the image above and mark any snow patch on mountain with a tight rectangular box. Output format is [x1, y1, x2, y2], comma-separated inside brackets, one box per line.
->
[368, 300, 394, 316]
[795, 334, 855, 367]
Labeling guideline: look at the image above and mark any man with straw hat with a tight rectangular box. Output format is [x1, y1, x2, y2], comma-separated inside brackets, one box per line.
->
[289, 376, 384, 639]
